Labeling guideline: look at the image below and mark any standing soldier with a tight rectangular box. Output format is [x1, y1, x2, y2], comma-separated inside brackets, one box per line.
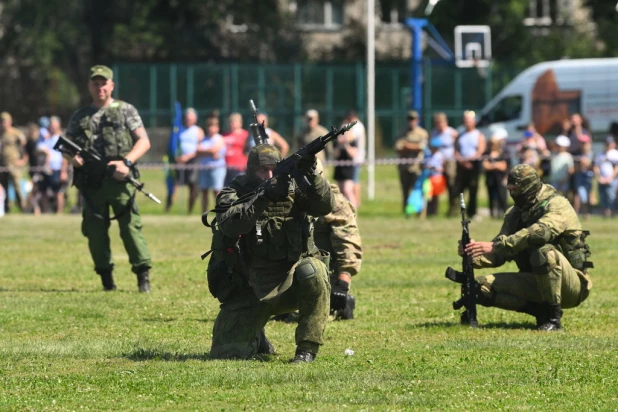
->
[0, 111, 28, 213]
[65, 65, 153, 292]
[208, 144, 334, 363]
[458, 164, 593, 330]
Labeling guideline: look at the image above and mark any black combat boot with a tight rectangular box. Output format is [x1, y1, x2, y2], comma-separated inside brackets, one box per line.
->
[516, 302, 547, 328]
[257, 328, 275, 355]
[537, 303, 563, 332]
[99, 271, 116, 291]
[136, 270, 151, 293]
[290, 350, 316, 364]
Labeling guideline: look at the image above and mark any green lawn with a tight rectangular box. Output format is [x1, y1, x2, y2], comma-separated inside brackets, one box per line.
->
[1, 166, 617, 410]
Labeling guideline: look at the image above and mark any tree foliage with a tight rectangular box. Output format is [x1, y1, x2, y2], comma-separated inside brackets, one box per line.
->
[0, 0, 612, 121]
[0, 0, 305, 121]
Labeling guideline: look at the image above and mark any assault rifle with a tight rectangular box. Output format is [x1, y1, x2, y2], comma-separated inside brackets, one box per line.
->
[216, 120, 357, 219]
[445, 193, 478, 327]
[271, 120, 356, 191]
[53, 135, 161, 204]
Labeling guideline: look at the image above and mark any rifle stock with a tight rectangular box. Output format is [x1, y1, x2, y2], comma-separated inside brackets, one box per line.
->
[445, 193, 478, 327]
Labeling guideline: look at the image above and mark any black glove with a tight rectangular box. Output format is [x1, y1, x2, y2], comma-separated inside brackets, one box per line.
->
[264, 175, 290, 201]
[330, 279, 350, 311]
[295, 154, 317, 176]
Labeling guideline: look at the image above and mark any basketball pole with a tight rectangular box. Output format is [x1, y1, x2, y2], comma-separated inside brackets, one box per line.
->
[367, 0, 376, 201]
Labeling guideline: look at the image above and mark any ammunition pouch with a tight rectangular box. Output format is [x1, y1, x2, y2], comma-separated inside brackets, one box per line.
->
[204, 222, 249, 303]
[558, 230, 593, 272]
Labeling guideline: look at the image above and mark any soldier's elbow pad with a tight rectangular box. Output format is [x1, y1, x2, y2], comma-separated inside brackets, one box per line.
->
[527, 224, 552, 246]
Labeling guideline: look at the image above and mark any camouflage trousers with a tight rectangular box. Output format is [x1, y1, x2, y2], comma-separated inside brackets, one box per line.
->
[81, 179, 152, 275]
[210, 257, 330, 359]
[477, 244, 592, 311]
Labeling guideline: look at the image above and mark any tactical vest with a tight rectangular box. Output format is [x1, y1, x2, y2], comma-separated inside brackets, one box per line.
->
[246, 198, 316, 263]
[516, 193, 593, 272]
[75, 101, 134, 160]
[202, 177, 316, 302]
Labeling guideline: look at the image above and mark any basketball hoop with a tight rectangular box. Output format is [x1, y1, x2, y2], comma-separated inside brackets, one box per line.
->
[454, 25, 491, 69]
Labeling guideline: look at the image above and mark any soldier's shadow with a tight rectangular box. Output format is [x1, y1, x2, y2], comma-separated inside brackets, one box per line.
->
[0, 287, 96, 293]
[123, 349, 277, 362]
[481, 321, 536, 330]
[411, 321, 535, 330]
[123, 348, 210, 362]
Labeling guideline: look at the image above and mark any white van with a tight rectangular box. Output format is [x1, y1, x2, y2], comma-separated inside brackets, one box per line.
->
[477, 58, 618, 142]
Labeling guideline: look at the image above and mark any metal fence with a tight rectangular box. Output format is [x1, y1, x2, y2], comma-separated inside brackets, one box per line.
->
[113, 61, 519, 150]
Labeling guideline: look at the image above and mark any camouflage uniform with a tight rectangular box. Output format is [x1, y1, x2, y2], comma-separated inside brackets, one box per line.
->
[65, 66, 151, 289]
[0, 114, 27, 212]
[473, 164, 592, 329]
[314, 183, 362, 318]
[209, 144, 334, 360]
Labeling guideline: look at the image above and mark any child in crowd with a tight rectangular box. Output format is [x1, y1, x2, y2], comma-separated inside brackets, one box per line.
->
[424, 137, 446, 216]
[550, 135, 574, 196]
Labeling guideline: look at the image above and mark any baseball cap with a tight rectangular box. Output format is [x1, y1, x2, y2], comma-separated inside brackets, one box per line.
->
[605, 136, 615, 145]
[89, 65, 113, 80]
[579, 134, 591, 143]
[555, 135, 571, 148]
[0, 111, 12, 122]
[184, 107, 197, 116]
[524, 131, 534, 138]
[306, 109, 319, 119]
[407, 110, 419, 119]
[491, 127, 508, 141]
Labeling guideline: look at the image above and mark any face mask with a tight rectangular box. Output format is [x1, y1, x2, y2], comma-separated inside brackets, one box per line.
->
[509, 181, 541, 210]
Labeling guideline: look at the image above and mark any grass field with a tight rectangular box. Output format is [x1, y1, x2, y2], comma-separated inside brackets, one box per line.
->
[1, 166, 618, 411]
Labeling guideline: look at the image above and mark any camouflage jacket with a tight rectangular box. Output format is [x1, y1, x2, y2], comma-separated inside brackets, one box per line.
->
[474, 184, 592, 274]
[215, 172, 334, 301]
[65, 100, 143, 161]
[314, 184, 362, 277]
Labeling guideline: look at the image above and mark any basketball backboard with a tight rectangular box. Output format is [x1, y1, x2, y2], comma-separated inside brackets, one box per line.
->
[454, 25, 492, 68]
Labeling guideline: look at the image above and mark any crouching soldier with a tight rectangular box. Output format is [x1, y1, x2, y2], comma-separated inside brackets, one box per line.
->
[459, 164, 592, 331]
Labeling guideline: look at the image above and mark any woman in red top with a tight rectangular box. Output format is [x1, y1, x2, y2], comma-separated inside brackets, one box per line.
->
[223, 112, 249, 186]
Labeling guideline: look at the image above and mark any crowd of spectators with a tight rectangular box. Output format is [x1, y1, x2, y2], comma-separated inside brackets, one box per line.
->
[3, 106, 617, 220]
[0, 113, 69, 216]
[166, 107, 367, 214]
[394, 110, 618, 220]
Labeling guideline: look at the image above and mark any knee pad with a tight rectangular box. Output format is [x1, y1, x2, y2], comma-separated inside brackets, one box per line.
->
[529, 245, 557, 275]
[294, 258, 319, 282]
